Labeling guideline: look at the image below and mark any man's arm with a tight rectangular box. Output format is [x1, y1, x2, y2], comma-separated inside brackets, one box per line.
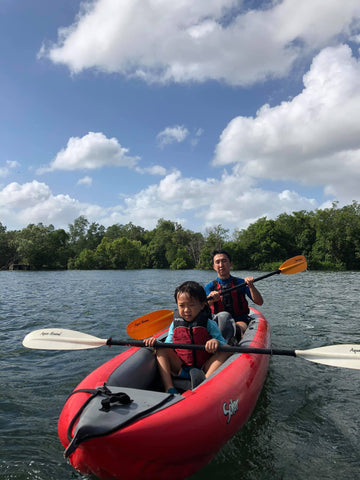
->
[245, 277, 263, 305]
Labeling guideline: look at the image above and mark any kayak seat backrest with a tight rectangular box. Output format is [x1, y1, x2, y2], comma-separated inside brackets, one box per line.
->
[107, 347, 159, 390]
[239, 317, 258, 348]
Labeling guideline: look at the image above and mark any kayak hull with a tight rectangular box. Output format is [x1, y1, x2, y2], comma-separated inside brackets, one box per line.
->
[58, 307, 270, 480]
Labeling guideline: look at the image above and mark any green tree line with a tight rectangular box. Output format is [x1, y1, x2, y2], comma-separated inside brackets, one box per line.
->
[1, 201, 360, 271]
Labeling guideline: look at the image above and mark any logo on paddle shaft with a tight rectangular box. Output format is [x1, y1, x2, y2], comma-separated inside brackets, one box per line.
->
[350, 348, 360, 354]
[134, 319, 150, 327]
[40, 330, 61, 336]
[223, 398, 239, 424]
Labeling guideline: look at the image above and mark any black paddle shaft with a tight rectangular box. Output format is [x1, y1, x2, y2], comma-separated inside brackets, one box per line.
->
[206, 269, 281, 299]
[107, 338, 296, 357]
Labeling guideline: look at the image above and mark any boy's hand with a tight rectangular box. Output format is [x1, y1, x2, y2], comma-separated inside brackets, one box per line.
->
[205, 338, 219, 353]
[143, 336, 157, 347]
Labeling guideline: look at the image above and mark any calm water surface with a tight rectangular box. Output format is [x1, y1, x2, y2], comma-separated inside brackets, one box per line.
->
[0, 269, 359, 480]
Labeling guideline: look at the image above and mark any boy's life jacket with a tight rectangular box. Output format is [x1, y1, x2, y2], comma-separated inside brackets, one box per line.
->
[209, 276, 249, 321]
[172, 309, 212, 367]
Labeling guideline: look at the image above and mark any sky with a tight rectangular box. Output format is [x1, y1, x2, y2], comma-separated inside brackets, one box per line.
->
[1, 0, 360, 235]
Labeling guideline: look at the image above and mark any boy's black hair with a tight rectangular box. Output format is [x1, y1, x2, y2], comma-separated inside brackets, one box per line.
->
[174, 281, 211, 316]
[210, 249, 232, 265]
[174, 280, 207, 303]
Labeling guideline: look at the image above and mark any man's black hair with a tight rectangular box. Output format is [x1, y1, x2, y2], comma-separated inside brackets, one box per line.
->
[210, 249, 232, 265]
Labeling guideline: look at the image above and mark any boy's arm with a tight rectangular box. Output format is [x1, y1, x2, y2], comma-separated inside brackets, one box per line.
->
[164, 322, 174, 343]
[207, 319, 227, 345]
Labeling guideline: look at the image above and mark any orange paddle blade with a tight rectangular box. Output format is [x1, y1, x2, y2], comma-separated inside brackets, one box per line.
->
[126, 309, 173, 340]
[279, 255, 307, 274]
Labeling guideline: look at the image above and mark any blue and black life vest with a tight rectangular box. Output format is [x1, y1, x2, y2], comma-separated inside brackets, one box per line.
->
[209, 276, 249, 321]
[172, 309, 212, 367]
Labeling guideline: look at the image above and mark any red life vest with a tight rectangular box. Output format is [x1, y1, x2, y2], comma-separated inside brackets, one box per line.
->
[209, 276, 249, 321]
[172, 309, 212, 367]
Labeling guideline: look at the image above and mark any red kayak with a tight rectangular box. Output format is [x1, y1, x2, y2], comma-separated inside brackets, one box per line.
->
[58, 307, 270, 480]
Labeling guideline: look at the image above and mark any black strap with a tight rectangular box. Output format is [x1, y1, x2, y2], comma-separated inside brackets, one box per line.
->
[100, 391, 132, 412]
[66, 383, 133, 443]
[64, 384, 173, 459]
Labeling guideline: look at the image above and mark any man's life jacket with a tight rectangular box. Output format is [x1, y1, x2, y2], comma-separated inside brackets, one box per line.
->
[172, 309, 212, 367]
[209, 276, 249, 321]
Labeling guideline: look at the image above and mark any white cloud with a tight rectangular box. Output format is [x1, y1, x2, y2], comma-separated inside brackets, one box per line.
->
[0, 160, 20, 178]
[191, 128, 204, 146]
[157, 125, 189, 148]
[77, 176, 93, 186]
[0, 180, 106, 230]
[38, 132, 139, 173]
[7, 160, 19, 169]
[0, 168, 319, 233]
[0, 181, 51, 208]
[41, 0, 360, 85]
[350, 33, 360, 43]
[135, 165, 167, 176]
[111, 168, 317, 231]
[213, 44, 360, 203]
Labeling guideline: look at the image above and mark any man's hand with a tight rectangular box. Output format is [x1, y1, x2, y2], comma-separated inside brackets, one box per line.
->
[207, 291, 220, 303]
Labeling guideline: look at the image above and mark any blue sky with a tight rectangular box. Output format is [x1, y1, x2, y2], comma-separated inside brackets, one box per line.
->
[1, 0, 360, 234]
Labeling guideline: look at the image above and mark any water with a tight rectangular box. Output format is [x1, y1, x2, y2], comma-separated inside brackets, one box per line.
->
[1, 269, 359, 480]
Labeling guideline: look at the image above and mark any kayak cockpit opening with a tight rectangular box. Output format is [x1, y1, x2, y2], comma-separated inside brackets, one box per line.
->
[106, 315, 257, 395]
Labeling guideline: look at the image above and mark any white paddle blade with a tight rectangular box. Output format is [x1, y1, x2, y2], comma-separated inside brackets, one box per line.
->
[22, 328, 107, 350]
[295, 344, 360, 370]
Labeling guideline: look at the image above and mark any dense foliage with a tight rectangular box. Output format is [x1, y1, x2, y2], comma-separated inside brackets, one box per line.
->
[1, 202, 360, 271]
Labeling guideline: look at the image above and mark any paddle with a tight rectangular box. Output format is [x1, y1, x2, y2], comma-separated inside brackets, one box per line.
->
[125, 256, 307, 340]
[22, 328, 360, 370]
[215, 255, 307, 296]
[126, 309, 173, 340]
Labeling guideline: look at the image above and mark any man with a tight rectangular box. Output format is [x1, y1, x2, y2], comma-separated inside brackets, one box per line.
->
[205, 249, 263, 341]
